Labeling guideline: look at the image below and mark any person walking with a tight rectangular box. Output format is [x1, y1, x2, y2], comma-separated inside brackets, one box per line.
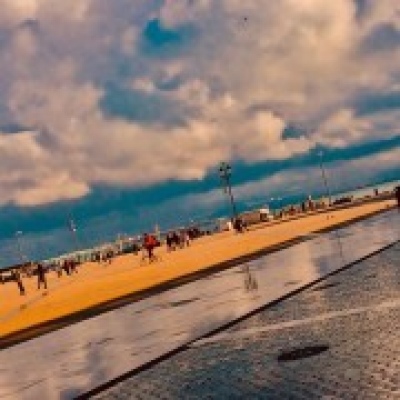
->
[233, 217, 246, 233]
[143, 233, 157, 262]
[179, 230, 186, 248]
[37, 263, 47, 289]
[184, 231, 191, 247]
[12, 269, 25, 296]
[56, 263, 63, 278]
[70, 259, 79, 273]
[395, 185, 400, 211]
[166, 232, 174, 251]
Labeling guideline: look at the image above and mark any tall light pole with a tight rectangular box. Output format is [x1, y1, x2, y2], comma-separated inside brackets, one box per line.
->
[15, 230, 26, 264]
[318, 152, 346, 265]
[318, 151, 333, 207]
[219, 162, 238, 221]
[68, 215, 81, 253]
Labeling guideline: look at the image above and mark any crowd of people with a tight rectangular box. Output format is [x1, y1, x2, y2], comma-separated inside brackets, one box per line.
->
[0, 257, 80, 297]
[165, 230, 190, 251]
[0, 227, 203, 296]
[2, 186, 400, 298]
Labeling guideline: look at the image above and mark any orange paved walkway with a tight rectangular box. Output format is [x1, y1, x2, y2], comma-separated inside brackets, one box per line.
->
[0, 199, 395, 337]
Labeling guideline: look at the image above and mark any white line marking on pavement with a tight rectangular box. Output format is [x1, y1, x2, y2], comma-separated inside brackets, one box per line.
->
[191, 297, 400, 348]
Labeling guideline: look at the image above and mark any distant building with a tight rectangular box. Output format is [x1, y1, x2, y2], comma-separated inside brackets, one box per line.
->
[240, 207, 274, 225]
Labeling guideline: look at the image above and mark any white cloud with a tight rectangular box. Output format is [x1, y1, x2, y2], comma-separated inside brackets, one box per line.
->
[0, 0, 398, 206]
[13, 173, 89, 207]
[0, 0, 39, 27]
[159, 0, 211, 27]
[315, 109, 371, 147]
[0, 131, 89, 206]
[315, 108, 400, 148]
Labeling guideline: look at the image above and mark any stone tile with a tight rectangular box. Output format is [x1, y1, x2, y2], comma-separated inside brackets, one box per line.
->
[95, 242, 400, 399]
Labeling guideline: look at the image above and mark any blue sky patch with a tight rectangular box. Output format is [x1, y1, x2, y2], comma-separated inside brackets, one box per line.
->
[100, 84, 187, 125]
[355, 91, 400, 116]
[141, 18, 198, 57]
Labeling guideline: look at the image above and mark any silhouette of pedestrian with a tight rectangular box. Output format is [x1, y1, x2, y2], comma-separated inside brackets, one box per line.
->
[166, 232, 174, 251]
[12, 269, 25, 296]
[37, 263, 47, 289]
[63, 260, 71, 275]
[234, 217, 246, 233]
[56, 264, 63, 277]
[70, 259, 79, 273]
[395, 186, 400, 211]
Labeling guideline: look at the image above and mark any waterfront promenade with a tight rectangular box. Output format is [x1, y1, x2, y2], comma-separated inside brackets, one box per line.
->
[0, 204, 398, 399]
[0, 199, 395, 341]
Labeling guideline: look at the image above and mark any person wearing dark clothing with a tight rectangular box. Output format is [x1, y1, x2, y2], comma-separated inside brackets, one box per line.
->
[171, 231, 180, 248]
[62, 260, 70, 275]
[166, 233, 174, 251]
[70, 259, 79, 273]
[12, 270, 25, 296]
[395, 186, 400, 211]
[37, 263, 47, 289]
[234, 217, 245, 233]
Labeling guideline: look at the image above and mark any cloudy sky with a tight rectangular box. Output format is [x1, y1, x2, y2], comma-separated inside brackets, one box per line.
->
[0, 0, 399, 264]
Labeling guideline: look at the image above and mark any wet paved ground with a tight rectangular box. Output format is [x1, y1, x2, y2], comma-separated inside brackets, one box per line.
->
[94, 241, 400, 399]
[0, 210, 399, 399]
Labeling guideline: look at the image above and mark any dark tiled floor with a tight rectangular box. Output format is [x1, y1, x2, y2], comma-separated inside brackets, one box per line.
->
[95, 242, 400, 399]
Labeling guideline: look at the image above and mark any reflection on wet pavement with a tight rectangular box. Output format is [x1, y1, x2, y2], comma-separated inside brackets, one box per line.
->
[96, 240, 400, 400]
[0, 209, 398, 399]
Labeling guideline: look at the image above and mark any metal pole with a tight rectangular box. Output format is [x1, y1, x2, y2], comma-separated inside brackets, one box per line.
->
[225, 174, 238, 219]
[15, 231, 26, 264]
[68, 216, 81, 254]
[219, 162, 238, 221]
[318, 153, 332, 207]
[318, 152, 346, 264]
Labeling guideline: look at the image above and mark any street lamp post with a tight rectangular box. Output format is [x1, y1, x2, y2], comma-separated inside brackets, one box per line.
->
[15, 230, 26, 264]
[318, 152, 333, 207]
[68, 216, 81, 253]
[219, 162, 238, 221]
[318, 152, 346, 265]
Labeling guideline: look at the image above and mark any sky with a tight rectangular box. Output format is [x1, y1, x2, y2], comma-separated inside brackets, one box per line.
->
[0, 0, 399, 265]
